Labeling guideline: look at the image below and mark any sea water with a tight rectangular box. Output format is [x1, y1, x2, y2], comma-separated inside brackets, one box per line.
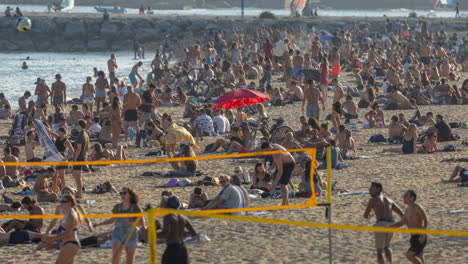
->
[0, 52, 155, 107]
[0, 4, 466, 18]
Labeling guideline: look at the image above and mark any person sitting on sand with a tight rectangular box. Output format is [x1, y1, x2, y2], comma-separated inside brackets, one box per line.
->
[203, 175, 245, 214]
[230, 175, 251, 208]
[206, 126, 246, 153]
[168, 144, 198, 177]
[433, 114, 455, 142]
[99, 120, 112, 146]
[188, 187, 208, 208]
[388, 115, 406, 143]
[90, 142, 127, 161]
[25, 130, 41, 162]
[419, 132, 438, 153]
[318, 123, 333, 142]
[386, 86, 413, 109]
[2, 196, 44, 233]
[338, 129, 355, 159]
[383, 124, 418, 154]
[250, 162, 272, 192]
[342, 95, 359, 124]
[2, 147, 19, 177]
[281, 132, 302, 150]
[34, 167, 59, 203]
[365, 110, 378, 128]
[441, 166, 468, 186]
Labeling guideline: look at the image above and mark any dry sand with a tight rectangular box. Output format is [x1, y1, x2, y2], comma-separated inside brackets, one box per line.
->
[0, 70, 467, 263]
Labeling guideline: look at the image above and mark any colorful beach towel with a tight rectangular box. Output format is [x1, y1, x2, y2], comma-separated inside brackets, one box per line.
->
[33, 120, 64, 162]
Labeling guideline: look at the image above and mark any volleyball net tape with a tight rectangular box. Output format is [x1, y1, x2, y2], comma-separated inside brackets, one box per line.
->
[1, 148, 467, 264]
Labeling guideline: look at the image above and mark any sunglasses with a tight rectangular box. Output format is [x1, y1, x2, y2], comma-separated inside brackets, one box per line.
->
[219, 180, 227, 184]
[60, 200, 70, 203]
[119, 191, 128, 195]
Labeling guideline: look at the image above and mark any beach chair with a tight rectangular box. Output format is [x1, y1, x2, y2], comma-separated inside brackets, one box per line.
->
[6, 113, 26, 146]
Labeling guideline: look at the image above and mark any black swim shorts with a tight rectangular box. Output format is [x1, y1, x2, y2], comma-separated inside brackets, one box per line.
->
[124, 109, 139, 122]
[460, 168, 468, 183]
[278, 162, 295, 185]
[9, 230, 30, 244]
[409, 235, 427, 255]
[73, 157, 86, 171]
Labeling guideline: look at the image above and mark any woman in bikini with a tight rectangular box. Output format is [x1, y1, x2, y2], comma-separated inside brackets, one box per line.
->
[99, 120, 113, 146]
[41, 194, 83, 264]
[90, 142, 127, 161]
[250, 162, 272, 192]
[110, 97, 122, 148]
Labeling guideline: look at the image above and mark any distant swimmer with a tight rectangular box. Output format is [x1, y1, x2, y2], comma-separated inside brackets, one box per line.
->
[21, 61, 28, 70]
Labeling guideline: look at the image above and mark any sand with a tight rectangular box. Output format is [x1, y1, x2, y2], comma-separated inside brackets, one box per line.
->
[0, 70, 467, 263]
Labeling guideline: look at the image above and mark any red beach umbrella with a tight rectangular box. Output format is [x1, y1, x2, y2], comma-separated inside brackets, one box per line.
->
[211, 89, 270, 110]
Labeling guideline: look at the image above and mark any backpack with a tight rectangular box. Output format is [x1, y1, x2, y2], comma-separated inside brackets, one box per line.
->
[368, 134, 386, 143]
[442, 144, 456, 152]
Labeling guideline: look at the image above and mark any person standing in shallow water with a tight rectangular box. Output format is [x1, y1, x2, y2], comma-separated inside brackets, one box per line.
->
[364, 182, 404, 264]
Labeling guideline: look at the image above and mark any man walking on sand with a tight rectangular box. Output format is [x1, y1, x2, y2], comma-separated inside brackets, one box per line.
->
[302, 79, 325, 120]
[390, 190, 428, 264]
[261, 142, 295, 206]
[51, 74, 67, 106]
[364, 182, 404, 264]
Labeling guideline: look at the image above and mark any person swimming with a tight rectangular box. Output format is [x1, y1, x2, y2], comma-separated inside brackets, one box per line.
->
[21, 62, 28, 70]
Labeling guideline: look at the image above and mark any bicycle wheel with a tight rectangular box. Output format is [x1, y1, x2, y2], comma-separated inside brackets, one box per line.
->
[271, 125, 294, 144]
[193, 80, 210, 98]
[162, 69, 176, 84]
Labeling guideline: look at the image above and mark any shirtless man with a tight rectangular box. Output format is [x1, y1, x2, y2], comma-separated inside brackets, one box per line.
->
[33, 167, 58, 203]
[34, 78, 50, 107]
[364, 182, 404, 264]
[292, 50, 304, 79]
[387, 67, 401, 86]
[285, 81, 304, 101]
[419, 41, 431, 65]
[331, 78, 344, 103]
[261, 142, 295, 205]
[50, 74, 66, 106]
[18, 91, 31, 112]
[2, 147, 18, 177]
[129, 61, 143, 88]
[2, 196, 44, 233]
[123, 86, 141, 139]
[151, 53, 164, 81]
[95, 70, 110, 113]
[158, 195, 197, 264]
[388, 116, 406, 143]
[342, 95, 359, 123]
[302, 79, 325, 120]
[386, 87, 413, 109]
[391, 190, 428, 264]
[107, 53, 118, 86]
[311, 40, 322, 63]
[25, 131, 41, 162]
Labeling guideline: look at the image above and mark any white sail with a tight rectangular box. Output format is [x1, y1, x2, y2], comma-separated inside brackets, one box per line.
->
[61, 0, 75, 11]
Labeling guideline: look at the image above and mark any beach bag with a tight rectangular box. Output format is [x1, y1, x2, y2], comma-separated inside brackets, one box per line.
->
[164, 178, 179, 188]
[358, 99, 370, 108]
[368, 134, 386, 143]
[442, 144, 456, 152]
[449, 122, 460, 129]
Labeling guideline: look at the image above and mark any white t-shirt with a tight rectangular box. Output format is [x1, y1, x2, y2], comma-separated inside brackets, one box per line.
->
[221, 115, 231, 133]
[88, 123, 102, 134]
[274, 40, 286, 57]
[118, 87, 127, 102]
[213, 115, 227, 134]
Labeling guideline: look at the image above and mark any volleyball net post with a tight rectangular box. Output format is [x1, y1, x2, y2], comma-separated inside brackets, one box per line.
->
[326, 146, 333, 264]
[147, 208, 157, 264]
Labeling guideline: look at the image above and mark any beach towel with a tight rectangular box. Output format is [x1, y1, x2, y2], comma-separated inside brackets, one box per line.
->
[337, 191, 369, 196]
[33, 120, 64, 162]
[163, 179, 179, 188]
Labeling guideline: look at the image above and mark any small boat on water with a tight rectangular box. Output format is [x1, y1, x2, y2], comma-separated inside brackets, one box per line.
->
[94, 6, 127, 14]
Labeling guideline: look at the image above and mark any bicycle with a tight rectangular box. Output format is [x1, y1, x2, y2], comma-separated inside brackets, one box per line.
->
[247, 118, 295, 147]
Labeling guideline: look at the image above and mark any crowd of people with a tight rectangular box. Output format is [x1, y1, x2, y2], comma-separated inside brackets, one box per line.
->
[0, 16, 467, 263]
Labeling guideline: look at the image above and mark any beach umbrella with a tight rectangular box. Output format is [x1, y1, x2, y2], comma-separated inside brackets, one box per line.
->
[211, 89, 270, 110]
